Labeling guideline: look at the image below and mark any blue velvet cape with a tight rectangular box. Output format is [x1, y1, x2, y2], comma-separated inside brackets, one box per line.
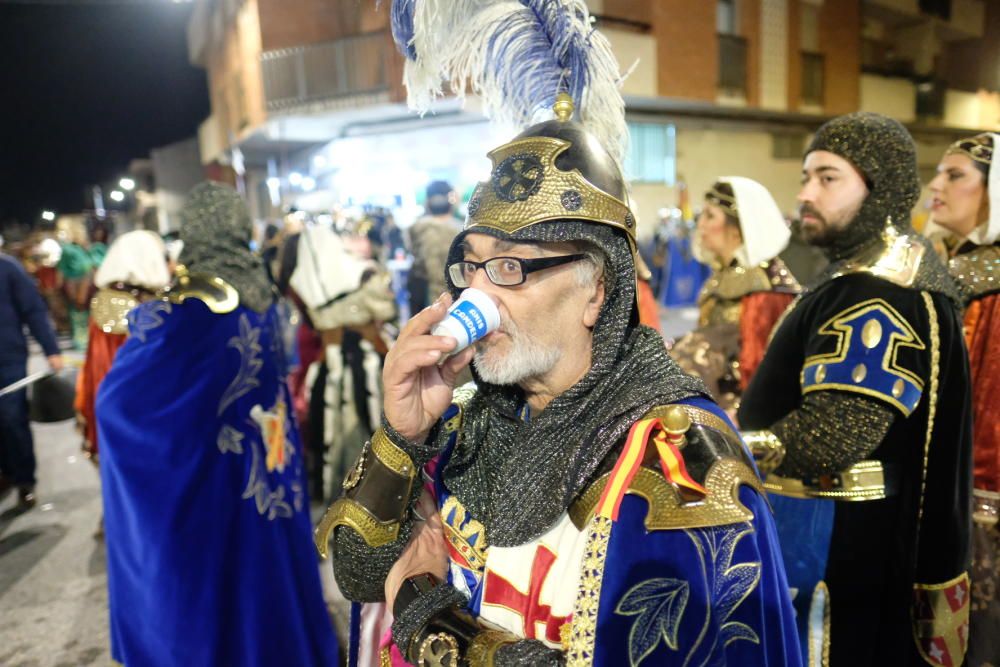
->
[349, 396, 801, 666]
[97, 298, 339, 667]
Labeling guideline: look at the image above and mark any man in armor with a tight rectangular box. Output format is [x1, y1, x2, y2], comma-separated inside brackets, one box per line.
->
[318, 97, 801, 666]
[739, 112, 974, 667]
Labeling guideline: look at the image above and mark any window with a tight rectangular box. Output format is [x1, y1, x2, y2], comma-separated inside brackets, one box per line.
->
[772, 133, 807, 159]
[801, 51, 824, 106]
[625, 122, 677, 185]
[718, 34, 748, 95]
[717, 0, 738, 35]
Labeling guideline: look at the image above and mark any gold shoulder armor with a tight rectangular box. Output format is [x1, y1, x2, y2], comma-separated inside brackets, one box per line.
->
[90, 287, 139, 335]
[835, 222, 926, 288]
[949, 244, 999, 301]
[164, 265, 240, 314]
[570, 404, 766, 531]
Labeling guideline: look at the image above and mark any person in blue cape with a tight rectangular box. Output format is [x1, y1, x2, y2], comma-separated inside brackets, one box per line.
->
[97, 182, 339, 667]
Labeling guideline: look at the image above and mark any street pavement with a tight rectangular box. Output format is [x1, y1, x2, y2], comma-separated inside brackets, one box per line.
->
[0, 305, 698, 666]
[0, 346, 109, 667]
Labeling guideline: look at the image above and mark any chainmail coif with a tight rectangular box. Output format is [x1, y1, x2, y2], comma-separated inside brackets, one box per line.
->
[442, 219, 708, 547]
[805, 112, 960, 303]
[179, 182, 274, 313]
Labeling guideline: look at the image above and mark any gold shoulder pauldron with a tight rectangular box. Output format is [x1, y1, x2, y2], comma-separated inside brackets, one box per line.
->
[163, 266, 239, 314]
[570, 404, 766, 531]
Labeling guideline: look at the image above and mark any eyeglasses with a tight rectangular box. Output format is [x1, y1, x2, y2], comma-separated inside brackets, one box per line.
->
[448, 254, 587, 287]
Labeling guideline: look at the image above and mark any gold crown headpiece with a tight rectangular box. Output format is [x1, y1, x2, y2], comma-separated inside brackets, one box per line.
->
[946, 133, 993, 166]
[705, 187, 738, 217]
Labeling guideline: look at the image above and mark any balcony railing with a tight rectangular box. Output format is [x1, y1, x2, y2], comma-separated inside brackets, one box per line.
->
[261, 31, 394, 112]
[717, 34, 747, 96]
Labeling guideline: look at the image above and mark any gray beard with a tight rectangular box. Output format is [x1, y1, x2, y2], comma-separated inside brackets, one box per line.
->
[472, 317, 561, 386]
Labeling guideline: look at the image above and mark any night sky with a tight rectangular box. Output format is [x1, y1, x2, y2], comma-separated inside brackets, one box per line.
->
[0, 0, 209, 227]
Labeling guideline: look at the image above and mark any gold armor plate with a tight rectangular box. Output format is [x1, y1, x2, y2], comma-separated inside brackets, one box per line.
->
[164, 266, 240, 314]
[90, 288, 139, 335]
[763, 460, 887, 501]
[949, 244, 999, 300]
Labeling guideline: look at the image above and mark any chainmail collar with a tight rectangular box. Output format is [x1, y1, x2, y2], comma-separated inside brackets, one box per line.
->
[179, 182, 274, 313]
[443, 325, 707, 547]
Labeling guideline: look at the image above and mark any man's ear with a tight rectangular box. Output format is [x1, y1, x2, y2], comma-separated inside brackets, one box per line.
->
[583, 274, 605, 328]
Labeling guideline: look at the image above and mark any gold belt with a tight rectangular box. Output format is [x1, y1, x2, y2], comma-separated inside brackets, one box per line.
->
[763, 460, 889, 501]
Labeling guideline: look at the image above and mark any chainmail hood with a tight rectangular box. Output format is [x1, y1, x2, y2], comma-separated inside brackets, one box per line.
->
[179, 182, 274, 313]
[441, 119, 708, 546]
[806, 113, 959, 302]
[805, 112, 920, 261]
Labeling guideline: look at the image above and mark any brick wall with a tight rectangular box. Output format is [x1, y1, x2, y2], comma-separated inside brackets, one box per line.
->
[650, 0, 717, 100]
[819, 0, 861, 114]
[257, 0, 388, 52]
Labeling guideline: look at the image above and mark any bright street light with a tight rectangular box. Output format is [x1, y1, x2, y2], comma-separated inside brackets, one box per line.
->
[288, 172, 303, 186]
[41, 210, 55, 221]
[119, 178, 136, 191]
[301, 176, 317, 192]
[109, 190, 125, 202]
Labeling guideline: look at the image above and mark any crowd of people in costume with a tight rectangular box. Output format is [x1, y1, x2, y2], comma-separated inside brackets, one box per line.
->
[1, 120, 995, 667]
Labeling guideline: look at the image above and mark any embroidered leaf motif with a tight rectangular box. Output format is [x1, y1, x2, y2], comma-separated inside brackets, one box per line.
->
[218, 314, 263, 416]
[615, 578, 690, 666]
[716, 562, 761, 622]
[683, 524, 763, 662]
[128, 301, 172, 343]
[720, 621, 760, 648]
[217, 425, 245, 454]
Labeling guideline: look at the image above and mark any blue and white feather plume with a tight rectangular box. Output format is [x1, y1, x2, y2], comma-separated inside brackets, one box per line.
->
[387, 0, 628, 164]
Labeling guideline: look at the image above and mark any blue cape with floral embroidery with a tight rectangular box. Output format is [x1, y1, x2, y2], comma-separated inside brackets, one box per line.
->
[97, 299, 338, 667]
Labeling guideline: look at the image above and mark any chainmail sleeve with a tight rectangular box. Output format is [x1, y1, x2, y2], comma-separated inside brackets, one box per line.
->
[771, 391, 897, 479]
[329, 416, 449, 601]
[494, 640, 566, 666]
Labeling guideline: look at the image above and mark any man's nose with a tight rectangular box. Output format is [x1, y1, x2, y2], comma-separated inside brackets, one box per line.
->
[797, 180, 815, 203]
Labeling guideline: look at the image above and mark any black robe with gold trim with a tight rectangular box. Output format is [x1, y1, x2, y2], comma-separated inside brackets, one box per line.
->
[739, 235, 973, 667]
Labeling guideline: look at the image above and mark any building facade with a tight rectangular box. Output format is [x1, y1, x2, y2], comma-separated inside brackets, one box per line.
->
[188, 0, 1000, 237]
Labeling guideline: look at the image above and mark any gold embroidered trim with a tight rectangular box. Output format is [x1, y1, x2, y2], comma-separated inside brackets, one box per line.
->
[764, 460, 887, 501]
[165, 265, 240, 314]
[570, 458, 763, 531]
[313, 498, 400, 556]
[916, 292, 940, 527]
[380, 646, 392, 667]
[566, 515, 612, 666]
[800, 297, 926, 416]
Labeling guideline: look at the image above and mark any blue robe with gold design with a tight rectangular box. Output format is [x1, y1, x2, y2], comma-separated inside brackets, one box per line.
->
[356, 397, 801, 666]
[97, 297, 339, 667]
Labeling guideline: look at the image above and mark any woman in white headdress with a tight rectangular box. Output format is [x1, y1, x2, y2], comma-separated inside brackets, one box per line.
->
[76, 230, 170, 460]
[928, 132, 999, 663]
[670, 177, 799, 412]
